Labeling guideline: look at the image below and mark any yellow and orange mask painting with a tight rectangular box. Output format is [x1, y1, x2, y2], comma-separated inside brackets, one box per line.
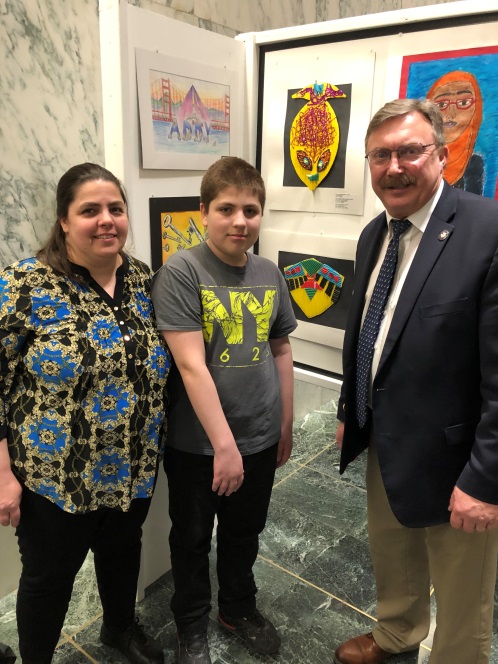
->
[290, 82, 346, 191]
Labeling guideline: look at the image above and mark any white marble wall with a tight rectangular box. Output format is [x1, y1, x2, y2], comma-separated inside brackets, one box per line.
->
[315, 0, 460, 21]
[129, 0, 318, 37]
[132, 0, 462, 34]
[0, 0, 104, 268]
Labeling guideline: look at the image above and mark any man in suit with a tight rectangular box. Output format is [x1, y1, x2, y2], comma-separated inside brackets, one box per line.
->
[334, 99, 498, 664]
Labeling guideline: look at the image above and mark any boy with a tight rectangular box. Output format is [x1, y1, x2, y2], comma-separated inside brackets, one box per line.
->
[151, 157, 297, 664]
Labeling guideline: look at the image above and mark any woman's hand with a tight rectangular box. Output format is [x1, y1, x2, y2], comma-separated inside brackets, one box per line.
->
[0, 438, 22, 527]
[0, 468, 22, 527]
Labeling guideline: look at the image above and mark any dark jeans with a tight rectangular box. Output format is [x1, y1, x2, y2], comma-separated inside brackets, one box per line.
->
[164, 443, 278, 635]
[15, 487, 151, 664]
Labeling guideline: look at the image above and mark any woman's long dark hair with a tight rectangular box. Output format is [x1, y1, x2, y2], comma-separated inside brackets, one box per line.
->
[37, 163, 128, 277]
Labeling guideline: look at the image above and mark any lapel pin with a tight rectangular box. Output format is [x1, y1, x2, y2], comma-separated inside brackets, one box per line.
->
[438, 230, 450, 241]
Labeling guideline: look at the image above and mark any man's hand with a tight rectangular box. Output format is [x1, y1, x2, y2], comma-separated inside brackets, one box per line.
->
[213, 444, 244, 497]
[0, 469, 22, 527]
[336, 421, 345, 450]
[448, 486, 498, 533]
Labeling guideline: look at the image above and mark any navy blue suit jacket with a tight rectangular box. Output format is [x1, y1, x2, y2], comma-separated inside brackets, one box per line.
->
[339, 181, 498, 527]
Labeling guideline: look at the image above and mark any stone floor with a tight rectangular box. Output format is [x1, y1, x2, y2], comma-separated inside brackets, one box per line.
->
[1, 390, 497, 663]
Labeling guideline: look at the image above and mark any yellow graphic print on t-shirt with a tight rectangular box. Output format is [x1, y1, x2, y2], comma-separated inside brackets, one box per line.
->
[201, 289, 276, 344]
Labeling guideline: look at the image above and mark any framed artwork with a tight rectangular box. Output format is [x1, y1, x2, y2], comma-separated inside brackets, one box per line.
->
[283, 83, 351, 192]
[136, 49, 240, 170]
[260, 43, 374, 215]
[399, 45, 498, 200]
[149, 196, 205, 271]
[263, 229, 355, 349]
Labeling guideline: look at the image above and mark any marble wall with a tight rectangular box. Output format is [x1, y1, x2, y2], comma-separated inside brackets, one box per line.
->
[0, 0, 461, 267]
[128, 0, 317, 37]
[316, 0, 457, 20]
[0, 0, 104, 268]
[128, 0, 459, 36]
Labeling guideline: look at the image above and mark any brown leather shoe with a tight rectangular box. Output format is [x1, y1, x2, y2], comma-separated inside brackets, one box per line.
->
[333, 633, 392, 664]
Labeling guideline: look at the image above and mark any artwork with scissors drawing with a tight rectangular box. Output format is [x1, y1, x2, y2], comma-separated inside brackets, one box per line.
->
[149, 197, 206, 271]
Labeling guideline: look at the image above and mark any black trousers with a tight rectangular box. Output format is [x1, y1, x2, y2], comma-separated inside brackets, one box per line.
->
[15, 487, 151, 664]
[164, 443, 278, 635]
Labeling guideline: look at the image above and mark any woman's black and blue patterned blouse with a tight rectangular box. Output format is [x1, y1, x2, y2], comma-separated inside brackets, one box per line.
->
[0, 255, 171, 514]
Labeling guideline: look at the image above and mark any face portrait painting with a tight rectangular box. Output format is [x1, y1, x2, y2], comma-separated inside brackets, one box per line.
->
[427, 70, 482, 187]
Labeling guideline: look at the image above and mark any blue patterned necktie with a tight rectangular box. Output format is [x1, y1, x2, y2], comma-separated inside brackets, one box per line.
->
[355, 218, 411, 428]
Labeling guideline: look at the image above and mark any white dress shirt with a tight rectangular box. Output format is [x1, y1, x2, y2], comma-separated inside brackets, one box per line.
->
[362, 180, 445, 395]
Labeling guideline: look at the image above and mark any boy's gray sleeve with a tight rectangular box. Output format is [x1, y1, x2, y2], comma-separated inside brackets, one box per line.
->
[151, 260, 202, 331]
[270, 268, 298, 339]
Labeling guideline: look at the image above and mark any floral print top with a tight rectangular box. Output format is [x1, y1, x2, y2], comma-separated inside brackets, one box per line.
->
[0, 255, 171, 514]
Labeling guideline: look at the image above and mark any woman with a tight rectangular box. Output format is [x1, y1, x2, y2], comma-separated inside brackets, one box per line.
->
[0, 163, 170, 664]
[427, 70, 483, 195]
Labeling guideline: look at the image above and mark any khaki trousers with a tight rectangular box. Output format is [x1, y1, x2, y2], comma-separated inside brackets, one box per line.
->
[366, 442, 498, 664]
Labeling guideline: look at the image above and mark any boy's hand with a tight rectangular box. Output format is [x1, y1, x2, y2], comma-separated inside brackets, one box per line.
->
[276, 430, 293, 468]
[213, 444, 244, 496]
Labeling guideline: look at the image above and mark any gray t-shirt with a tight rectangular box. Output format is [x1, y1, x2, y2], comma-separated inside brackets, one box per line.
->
[152, 243, 297, 456]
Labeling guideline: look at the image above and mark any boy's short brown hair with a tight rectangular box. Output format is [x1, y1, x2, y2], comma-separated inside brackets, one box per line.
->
[200, 157, 266, 213]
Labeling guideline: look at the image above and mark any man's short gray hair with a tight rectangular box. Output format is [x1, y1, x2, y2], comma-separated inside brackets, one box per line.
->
[365, 99, 446, 152]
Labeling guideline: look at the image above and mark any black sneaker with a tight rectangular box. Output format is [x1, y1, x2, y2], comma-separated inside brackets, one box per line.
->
[100, 617, 164, 664]
[217, 609, 281, 655]
[177, 631, 212, 664]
